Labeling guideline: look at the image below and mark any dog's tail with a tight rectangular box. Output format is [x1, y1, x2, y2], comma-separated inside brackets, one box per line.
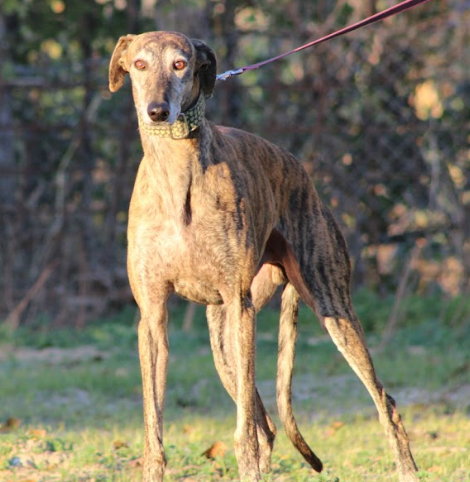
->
[277, 283, 323, 473]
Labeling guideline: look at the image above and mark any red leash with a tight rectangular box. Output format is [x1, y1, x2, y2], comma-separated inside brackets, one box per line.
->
[216, 0, 433, 81]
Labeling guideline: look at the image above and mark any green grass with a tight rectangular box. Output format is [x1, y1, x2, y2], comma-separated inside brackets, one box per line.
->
[0, 293, 469, 481]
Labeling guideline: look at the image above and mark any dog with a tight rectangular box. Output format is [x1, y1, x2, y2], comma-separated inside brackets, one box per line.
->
[109, 31, 419, 482]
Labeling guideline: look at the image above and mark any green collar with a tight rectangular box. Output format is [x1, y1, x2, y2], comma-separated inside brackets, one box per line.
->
[137, 94, 205, 139]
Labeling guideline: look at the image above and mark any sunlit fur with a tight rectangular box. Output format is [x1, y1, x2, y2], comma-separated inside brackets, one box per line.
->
[109, 31, 419, 482]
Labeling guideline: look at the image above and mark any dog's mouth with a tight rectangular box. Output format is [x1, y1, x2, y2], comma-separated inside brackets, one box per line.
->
[143, 116, 180, 126]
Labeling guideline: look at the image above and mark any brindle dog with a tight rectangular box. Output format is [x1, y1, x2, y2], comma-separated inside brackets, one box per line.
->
[109, 31, 419, 482]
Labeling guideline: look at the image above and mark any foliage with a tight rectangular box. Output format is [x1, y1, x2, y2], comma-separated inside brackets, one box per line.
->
[0, 1, 469, 327]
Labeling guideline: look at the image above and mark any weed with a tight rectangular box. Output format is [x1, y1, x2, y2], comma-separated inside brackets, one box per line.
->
[46, 437, 74, 452]
[417, 471, 431, 481]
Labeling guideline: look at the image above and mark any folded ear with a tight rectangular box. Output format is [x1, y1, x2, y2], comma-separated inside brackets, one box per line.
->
[191, 39, 217, 98]
[109, 34, 136, 93]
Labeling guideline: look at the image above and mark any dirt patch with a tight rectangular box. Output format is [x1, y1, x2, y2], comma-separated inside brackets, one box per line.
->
[0, 345, 108, 364]
[258, 373, 470, 417]
[0, 435, 71, 482]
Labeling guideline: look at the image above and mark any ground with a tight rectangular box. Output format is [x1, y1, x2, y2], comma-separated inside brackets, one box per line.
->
[0, 296, 469, 482]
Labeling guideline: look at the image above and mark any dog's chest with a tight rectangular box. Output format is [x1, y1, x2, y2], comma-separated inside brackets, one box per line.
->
[128, 158, 258, 304]
[129, 213, 234, 304]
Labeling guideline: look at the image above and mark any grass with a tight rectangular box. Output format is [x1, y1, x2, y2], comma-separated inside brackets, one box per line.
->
[0, 293, 469, 481]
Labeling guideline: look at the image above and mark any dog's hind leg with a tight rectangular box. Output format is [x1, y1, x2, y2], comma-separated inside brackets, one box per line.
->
[250, 263, 284, 313]
[271, 200, 418, 482]
[253, 264, 323, 472]
[208, 263, 323, 474]
[251, 262, 316, 472]
[206, 264, 283, 473]
[322, 315, 418, 482]
[277, 282, 323, 473]
[313, 211, 418, 482]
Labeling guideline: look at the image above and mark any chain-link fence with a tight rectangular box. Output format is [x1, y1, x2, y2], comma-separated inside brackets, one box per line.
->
[1, 0, 468, 326]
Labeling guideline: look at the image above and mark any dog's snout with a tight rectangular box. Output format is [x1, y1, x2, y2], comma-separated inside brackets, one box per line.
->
[147, 102, 170, 122]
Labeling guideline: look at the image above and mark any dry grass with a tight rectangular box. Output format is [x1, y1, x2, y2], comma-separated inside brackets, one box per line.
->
[1, 301, 469, 481]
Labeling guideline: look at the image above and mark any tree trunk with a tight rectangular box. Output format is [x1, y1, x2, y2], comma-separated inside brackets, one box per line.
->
[0, 13, 15, 206]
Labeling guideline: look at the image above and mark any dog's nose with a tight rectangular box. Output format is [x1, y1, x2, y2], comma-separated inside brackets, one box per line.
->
[147, 102, 170, 122]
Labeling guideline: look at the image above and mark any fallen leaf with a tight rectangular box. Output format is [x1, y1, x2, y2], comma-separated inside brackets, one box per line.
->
[325, 421, 345, 437]
[331, 421, 345, 429]
[0, 417, 21, 433]
[129, 457, 143, 467]
[113, 440, 130, 450]
[202, 441, 227, 459]
[28, 429, 47, 438]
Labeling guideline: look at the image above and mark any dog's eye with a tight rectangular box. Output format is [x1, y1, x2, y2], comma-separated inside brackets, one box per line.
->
[134, 60, 146, 70]
[173, 60, 187, 71]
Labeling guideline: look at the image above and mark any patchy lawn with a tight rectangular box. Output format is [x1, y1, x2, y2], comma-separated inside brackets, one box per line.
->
[1, 297, 469, 481]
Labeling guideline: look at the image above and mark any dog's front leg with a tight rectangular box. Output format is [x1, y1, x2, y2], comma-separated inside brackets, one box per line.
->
[207, 304, 276, 473]
[227, 295, 261, 481]
[138, 301, 169, 482]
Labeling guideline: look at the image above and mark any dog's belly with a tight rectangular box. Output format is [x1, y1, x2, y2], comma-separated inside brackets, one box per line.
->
[173, 280, 223, 305]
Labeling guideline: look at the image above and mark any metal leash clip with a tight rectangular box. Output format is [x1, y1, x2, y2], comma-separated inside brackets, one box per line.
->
[216, 68, 244, 81]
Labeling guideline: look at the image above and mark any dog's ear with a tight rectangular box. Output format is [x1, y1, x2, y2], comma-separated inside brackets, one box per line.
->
[191, 39, 217, 98]
[109, 34, 136, 93]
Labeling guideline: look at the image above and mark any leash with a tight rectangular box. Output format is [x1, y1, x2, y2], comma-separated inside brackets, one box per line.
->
[216, 0, 433, 81]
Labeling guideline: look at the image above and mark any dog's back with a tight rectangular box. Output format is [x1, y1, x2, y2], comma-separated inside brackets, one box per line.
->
[209, 123, 355, 322]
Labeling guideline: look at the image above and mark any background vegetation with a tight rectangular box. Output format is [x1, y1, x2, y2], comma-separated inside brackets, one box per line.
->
[0, 0, 469, 326]
[0, 1, 469, 481]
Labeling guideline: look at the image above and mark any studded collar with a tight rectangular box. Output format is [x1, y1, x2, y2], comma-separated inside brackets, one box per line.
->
[137, 94, 205, 140]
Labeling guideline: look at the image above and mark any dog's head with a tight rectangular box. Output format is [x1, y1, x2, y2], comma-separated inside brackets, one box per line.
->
[109, 31, 216, 125]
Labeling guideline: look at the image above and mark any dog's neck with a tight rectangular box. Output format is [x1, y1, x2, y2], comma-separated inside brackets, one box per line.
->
[136, 96, 212, 222]
[138, 89, 211, 168]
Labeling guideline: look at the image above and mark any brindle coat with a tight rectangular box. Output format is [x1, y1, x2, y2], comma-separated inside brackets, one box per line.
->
[109, 31, 419, 482]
